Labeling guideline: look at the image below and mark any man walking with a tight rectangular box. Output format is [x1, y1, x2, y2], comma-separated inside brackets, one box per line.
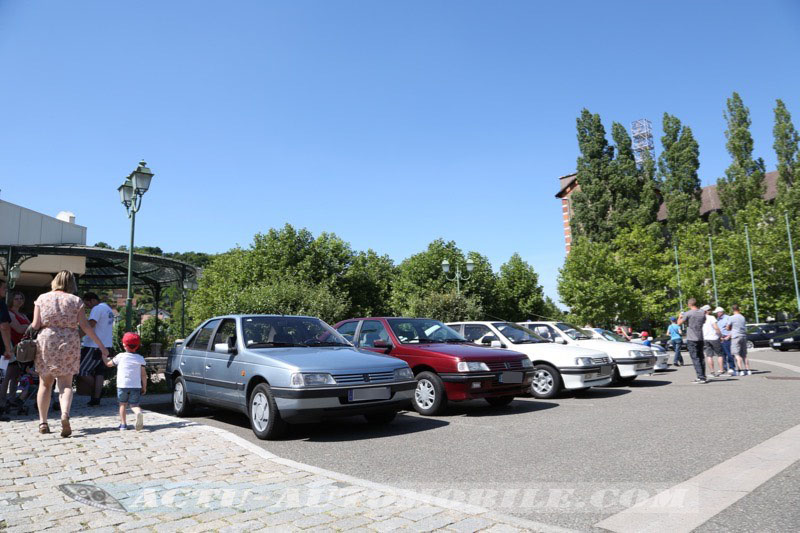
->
[702, 305, 723, 377]
[79, 292, 115, 406]
[729, 305, 750, 376]
[678, 298, 707, 383]
[667, 317, 683, 366]
[715, 307, 735, 375]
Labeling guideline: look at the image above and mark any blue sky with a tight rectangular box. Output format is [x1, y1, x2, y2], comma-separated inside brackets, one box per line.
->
[1, 1, 799, 304]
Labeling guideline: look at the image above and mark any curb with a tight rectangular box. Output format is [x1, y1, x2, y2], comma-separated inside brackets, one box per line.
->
[142, 408, 574, 533]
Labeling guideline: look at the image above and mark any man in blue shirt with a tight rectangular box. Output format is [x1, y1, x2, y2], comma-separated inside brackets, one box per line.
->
[667, 317, 683, 366]
[715, 307, 735, 375]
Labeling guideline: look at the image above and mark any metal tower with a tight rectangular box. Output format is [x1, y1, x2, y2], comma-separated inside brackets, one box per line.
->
[631, 118, 654, 165]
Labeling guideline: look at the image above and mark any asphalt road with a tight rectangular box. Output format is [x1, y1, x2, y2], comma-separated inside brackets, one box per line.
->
[149, 348, 800, 531]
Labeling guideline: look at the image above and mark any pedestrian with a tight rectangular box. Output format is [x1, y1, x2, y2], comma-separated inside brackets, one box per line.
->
[729, 304, 750, 376]
[701, 305, 724, 377]
[677, 298, 707, 383]
[715, 307, 735, 375]
[0, 291, 30, 415]
[667, 317, 684, 366]
[103, 332, 146, 431]
[0, 280, 14, 422]
[79, 292, 115, 407]
[31, 270, 109, 437]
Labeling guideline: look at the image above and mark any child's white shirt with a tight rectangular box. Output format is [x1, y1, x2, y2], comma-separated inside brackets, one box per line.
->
[112, 352, 146, 388]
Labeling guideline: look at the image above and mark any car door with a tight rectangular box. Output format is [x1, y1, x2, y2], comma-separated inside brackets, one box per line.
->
[356, 320, 392, 355]
[204, 318, 244, 405]
[180, 319, 220, 398]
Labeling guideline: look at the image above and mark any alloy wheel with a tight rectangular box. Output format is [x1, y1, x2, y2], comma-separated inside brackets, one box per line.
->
[415, 379, 435, 409]
[532, 369, 554, 395]
[173, 381, 184, 412]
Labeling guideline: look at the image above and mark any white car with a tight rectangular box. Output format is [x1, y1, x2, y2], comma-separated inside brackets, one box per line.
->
[589, 328, 669, 371]
[518, 321, 655, 384]
[447, 321, 614, 398]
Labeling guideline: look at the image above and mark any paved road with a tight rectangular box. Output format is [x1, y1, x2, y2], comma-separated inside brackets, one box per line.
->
[150, 348, 800, 531]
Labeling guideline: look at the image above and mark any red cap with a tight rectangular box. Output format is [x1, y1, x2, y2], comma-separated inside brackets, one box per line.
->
[641, 331, 649, 337]
[122, 332, 141, 349]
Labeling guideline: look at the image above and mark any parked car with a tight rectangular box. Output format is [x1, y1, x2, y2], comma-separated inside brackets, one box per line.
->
[333, 317, 534, 415]
[770, 327, 800, 351]
[517, 321, 655, 384]
[588, 328, 669, 371]
[166, 315, 416, 439]
[654, 334, 688, 352]
[746, 322, 800, 349]
[447, 321, 613, 399]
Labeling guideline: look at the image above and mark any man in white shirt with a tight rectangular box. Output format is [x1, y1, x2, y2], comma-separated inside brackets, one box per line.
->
[79, 292, 115, 406]
[701, 305, 723, 377]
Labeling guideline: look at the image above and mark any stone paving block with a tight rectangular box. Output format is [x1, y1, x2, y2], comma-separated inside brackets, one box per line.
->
[182, 519, 235, 532]
[412, 512, 460, 532]
[292, 512, 337, 528]
[369, 516, 415, 532]
[118, 516, 164, 531]
[399, 505, 445, 521]
[481, 524, 523, 533]
[328, 515, 374, 530]
[152, 517, 200, 532]
[445, 516, 494, 533]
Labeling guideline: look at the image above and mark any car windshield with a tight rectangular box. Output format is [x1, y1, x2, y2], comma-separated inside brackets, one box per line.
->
[387, 318, 466, 344]
[594, 329, 627, 342]
[556, 322, 592, 340]
[493, 322, 546, 344]
[242, 316, 351, 348]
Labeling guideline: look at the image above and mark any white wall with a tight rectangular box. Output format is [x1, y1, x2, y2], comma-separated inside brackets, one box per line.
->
[0, 199, 87, 245]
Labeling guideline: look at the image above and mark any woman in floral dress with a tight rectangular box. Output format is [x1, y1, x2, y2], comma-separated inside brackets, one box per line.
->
[31, 270, 108, 437]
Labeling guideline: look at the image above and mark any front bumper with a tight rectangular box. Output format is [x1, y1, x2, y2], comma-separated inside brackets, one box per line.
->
[560, 363, 615, 389]
[438, 370, 535, 401]
[613, 356, 656, 377]
[653, 354, 669, 370]
[771, 340, 800, 349]
[272, 381, 415, 422]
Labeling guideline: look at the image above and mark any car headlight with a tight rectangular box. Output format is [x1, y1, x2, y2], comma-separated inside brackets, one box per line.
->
[520, 358, 533, 368]
[394, 367, 414, 380]
[575, 357, 593, 366]
[290, 373, 336, 387]
[457, 361, 490, 372]
[784, 338, 793, 342]
[629, 350, 644, 357]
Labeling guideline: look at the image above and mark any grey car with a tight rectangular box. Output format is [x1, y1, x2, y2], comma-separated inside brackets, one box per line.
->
[166, 314, 416, 439]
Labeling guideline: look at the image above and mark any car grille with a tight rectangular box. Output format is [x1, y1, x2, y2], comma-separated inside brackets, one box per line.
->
[485, 360, 525, 371]
[332, 371, 395, 384]
[591, 357, 611, 364]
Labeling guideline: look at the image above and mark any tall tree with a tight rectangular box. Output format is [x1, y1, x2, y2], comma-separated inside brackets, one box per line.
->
[717, 92, 766, 221]
[570, 109, 615, 242]
[607, 122, 644, 230]
[495, 253, 546, 321]
[773, 99, 800, 211]
[658, 113, 701, 232]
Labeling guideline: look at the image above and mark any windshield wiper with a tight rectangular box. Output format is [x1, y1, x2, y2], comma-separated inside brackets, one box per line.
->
[442, 338, 469, 343]
[300, 341, 350, 347]
[515, 340, 542, 344]
[247, 342, 298, 348]
[411, 338, 437, 343]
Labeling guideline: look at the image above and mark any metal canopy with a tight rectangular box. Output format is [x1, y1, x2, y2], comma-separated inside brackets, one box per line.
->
[3, 244, 199, 290]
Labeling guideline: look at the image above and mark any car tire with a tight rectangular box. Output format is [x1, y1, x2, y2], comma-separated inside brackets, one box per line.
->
[364, 411, 397, 425]
[413, 371, 447, 416]
[530, 364, 561, 399]
[248, 383, 286, 440]
[612, 366, 637, 385]
[747, 340, 755, 350]
[172, 376, 193, 417]
[485, 395, 515, 407]
[778, 347, 788, 352]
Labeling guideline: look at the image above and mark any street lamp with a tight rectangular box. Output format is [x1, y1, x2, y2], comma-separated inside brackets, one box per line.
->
[7, 263, 21, 290]
[442, 258, 474, 295]
[118, 160, 154, 331]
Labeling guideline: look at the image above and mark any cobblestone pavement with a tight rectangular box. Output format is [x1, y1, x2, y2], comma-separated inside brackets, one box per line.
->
[0, 400, 569, 532]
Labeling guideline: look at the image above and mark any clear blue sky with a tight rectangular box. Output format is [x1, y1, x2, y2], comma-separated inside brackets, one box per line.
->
[1, 1, 799, 304]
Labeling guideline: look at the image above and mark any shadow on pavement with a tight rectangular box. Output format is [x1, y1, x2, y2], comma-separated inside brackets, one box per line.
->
[81, 420, 194, 435]
[287, 412, 450, 442]
[625, 379, 672, 388]
[568, 388, 631, 399]
[441, 398, 559, 418]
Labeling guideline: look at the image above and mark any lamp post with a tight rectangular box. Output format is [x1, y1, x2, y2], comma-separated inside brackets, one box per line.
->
[442, 258, 475, 295]
[118, 160, 154, 332]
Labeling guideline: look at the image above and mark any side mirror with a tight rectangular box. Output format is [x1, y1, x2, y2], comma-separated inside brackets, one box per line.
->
[373, 339, 393, 352]
[555, 337, 567, 345]
[213, 343, 229, 354]
[490, 340, 503, 348]
[481, 335, 498, 345]
[227, 335, 238, 354]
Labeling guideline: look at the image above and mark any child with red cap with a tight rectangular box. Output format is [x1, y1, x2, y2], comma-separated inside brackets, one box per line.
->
[103, 332, 147, 431]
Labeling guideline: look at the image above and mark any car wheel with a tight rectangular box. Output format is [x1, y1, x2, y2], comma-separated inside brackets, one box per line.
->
[485, 395, 515, 407]
[778, 347, 788, 352]
[364, 411, 397, 425]
[172, 376, 193, 417]
[248, 383, 286, 440]
[747, 340, 755, 350]
[530, 364, 561, 399]
[413, 371, 447, 416]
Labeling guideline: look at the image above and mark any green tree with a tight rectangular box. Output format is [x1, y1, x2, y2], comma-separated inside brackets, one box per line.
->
[401, 291, 484, 323]
[718, 92, 766, 221]
[658, 113, 701, 231]
[607, 122, 645, 230]
[495, 253, 546, 321]
[773, 99, 800, 211]
[342, 250, 396, 317]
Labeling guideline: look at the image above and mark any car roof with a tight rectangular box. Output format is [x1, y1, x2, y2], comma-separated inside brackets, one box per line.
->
[207, 314, 319, 320]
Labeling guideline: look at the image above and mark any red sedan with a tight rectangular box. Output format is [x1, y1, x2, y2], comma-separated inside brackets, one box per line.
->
[333, 317, 534, 415]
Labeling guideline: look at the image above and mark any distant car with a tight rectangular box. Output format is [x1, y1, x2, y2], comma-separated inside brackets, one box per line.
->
[654, 334, 688, 352]
[589, 328, 669, 371]
[770, 327, 800, 351]
[746, 322, 800, 350]
[333, 317, 534, 415]
[166, 315, 416, 439]
[518, 321, 655, 384]
[447, 321, 613, 399]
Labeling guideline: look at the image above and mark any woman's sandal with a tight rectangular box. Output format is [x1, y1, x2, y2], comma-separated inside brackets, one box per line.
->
[60, 416, 71, 438]
[38, 422, 50, 434]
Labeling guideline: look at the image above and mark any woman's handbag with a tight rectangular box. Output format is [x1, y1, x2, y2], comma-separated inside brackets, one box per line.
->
[15, 326, 39, 364]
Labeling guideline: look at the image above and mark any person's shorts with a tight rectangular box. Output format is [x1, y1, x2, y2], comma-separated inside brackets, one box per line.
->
[79, 347, 107, 378]
[704, 339, 723, 358]
[731, 336, 748, 357]
[117, 388, 141, 405]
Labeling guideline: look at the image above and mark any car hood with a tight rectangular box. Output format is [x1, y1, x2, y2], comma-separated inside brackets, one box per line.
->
[500, 342, 608, 361]
[245, 346, 407, 372]
[772, 329, 800, 340]
[572, 339, 650, 356]
[399, 342, 526, 361]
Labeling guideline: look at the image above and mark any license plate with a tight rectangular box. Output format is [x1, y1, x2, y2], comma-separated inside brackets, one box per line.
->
[773, 342, 781, 346]
[599, 364, 612, 375]
[499, 371, 523, 384]
[348, 387, 391, 402]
